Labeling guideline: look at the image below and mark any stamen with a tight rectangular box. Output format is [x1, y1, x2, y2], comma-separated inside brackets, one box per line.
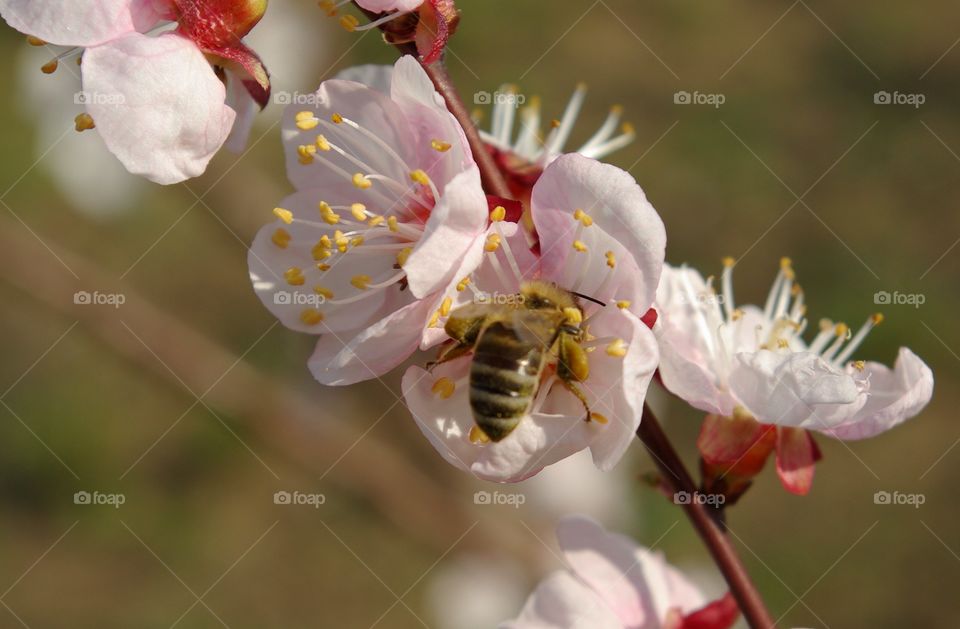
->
[490, 206, 506, 222]
[396, 247, 413, 267]
[352, 173, 372, 189]
[572, 240, 587, 252]
[273, 207, 294, 224]
[605, 251, 616, 269]
[284, 267, 306, 286]
[431, 139, 452, 152]
[300, 308, 325, 325]
[351, 274, 371, 290]
[833, 314, 884, 365]
[605, 339, 628, 357]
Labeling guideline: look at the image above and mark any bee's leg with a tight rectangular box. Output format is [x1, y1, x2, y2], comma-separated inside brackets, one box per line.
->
[556, 376, 592, 421]
[426, 341, 474, 371]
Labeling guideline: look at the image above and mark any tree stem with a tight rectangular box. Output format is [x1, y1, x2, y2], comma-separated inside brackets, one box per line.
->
[638, 404, 776, 628]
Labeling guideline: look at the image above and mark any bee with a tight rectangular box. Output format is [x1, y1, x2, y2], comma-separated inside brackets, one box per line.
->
[433, 281, 593, 442]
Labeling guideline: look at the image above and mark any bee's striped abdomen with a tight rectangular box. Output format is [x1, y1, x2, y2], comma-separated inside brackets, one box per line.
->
[469, 322, 548, 442]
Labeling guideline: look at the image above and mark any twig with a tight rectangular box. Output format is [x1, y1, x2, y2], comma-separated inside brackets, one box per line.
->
[638, 404, 776, 628]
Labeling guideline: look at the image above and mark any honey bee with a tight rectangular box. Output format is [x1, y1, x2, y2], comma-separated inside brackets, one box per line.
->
[433, 281, 593, 442]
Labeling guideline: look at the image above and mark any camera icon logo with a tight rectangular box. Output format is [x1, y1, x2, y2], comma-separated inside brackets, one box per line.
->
[274, 91, 292, 105]
[874, 290, 891, 305]
[273, 490, 292, 505]
[874, 91, 891, 105]
[473, 490, 492, 505]
[74, 291, 92, 305]
[673, 91, 691, 105]
[673, 491, 692, 504]
[474, 91, 492, 105]
[274, 291, 293, 305]
[74, 490, 91, 505]
[873, 490, 892, 505]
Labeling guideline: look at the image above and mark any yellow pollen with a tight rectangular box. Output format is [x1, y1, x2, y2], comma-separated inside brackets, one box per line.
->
[396, 247, 413, 267]
[853, 360, 866, 371]
[572, 240, 587, 253]
[284, 267, 305, 286]
[606, 339, 628, 357]
[590, 412, 609, 424]
[339, 14, 359, 32]
[334, 230, 350, 252]
[271, 228, 291, 249]
[428, 310, 441, 328]
[432, 377, 456, 398]
[41, 59, 58, 74]
[722, 256, 736, 267]
[297, 144, 316, 164]
[469, 425, 491, 444]
[26, 35, 46, 46]
[318, 201, 340, 224]
[835, 323, 849, 337]
[273, 207, 294, 224]
[350, 203, 367, 221]
[410, 169, 430, 186]
[312, 244, 332, 261]
[440, 297, 453, 317]
[352, 173, 372, 189]
[296, 117, 319, 131]
[431, 139, 452, 152]
[605, 251, 616, 268]
[562, 307, 583, 324]
[74, 113, 95, 132]
[331, 113, 344, 124]
[485, 233, 502, 252]
[387, 216, 399, 232]
[318, 234, 332, 248]
[456, 277, 471, 292]
[351, 274, 371, 290]
[490, 206, 506, 222]
[368, 215, 384, 227]
[300, 308, 325, 325]
[871, 313, 885, 325]
[316, 135, 331, 151]
[314, 286, 334, 299]
[616, 300, 631, 309]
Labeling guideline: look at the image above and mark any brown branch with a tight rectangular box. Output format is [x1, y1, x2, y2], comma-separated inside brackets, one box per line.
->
[353, 4, 513, 198]
[638, 404, 776, 629]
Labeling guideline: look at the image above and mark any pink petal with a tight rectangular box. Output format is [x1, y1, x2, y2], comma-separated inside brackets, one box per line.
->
[309, 298, 436, 385]
[334, 64, 394, 94]
[532, 154, 666, 311]
[0, 0, 160, 46]
[825, 347, 934, 441]
[223, 71, 259, 153]
[501, 570, 622, 629]
[81, 32, 235, 184]
[775, 427, 821, 495]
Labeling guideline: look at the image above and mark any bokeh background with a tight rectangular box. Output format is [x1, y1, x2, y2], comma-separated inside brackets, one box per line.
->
[1, 1, 958, 627]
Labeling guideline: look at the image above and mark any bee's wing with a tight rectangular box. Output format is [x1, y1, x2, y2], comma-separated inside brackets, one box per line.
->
[509, 309, 564, 351]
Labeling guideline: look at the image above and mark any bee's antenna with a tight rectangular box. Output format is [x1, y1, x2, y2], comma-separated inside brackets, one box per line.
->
[571, 291, 606, 307]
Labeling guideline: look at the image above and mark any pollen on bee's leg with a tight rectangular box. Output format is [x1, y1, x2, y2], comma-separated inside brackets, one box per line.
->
[432, 377, 456, 399]
[469, 425, 491, 444]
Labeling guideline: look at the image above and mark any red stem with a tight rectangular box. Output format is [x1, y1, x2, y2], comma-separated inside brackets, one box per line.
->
[638, 404, 775, 628]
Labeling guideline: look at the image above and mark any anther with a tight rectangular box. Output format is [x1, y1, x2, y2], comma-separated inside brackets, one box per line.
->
[605, 251, 616, 268]
[606, 339, 627, 357]
[490, 206, 506, 222]
[339, 14, 360, 32]
[616, 300, 631, 309]
[589, 412, 609, 424]
[272, 228, 291, 249]
[350, 203, 368, 221]
[572, 240, 587, 252]
[273, 207, 294, 224]
[284, 267, 306, 286]
[352, 173, 372, 189]
[300, 308, 325, 325]
[410, 169, 430, 186]
[314, 286, 334, 299]
[440, 297, 453, 317]
[485, 233, 502, 252]
[431, 139, 452, 152]
[396, 247, 412, 267]
[74, 113, 95, 132]
[41, 59, 58, 74]
[316, 135, 331, 151]
[351, 274, 371, 290]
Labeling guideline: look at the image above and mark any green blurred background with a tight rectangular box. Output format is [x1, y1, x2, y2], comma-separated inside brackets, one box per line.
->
[1, 1, 957, 627]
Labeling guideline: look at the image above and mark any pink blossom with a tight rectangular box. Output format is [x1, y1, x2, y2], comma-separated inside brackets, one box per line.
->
[403, 154, 664, 482]
[502, 515, 739, 629]
[248, 57, 488, 385]
[0, 0, 271, 184]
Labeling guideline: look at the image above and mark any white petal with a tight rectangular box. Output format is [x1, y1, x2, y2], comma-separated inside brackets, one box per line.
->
[500, 570, 622, 629]
[0, 0, 160, 46]
[334, 63, 393, 94]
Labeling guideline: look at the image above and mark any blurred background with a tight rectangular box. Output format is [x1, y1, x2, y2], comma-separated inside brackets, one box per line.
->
[1, 0, 958, 626]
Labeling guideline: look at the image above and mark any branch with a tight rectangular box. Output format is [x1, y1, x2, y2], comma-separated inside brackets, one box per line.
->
[638, 404, 776, 628]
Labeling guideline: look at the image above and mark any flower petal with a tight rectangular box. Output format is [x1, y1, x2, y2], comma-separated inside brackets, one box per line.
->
[0, 0, 160, 46]
[825, 347, 933, 441]
[532, 154, 666, 310]
[500, 570, 622, 629]
[334, 64, 394, 94]
[775, 427, 821, 495]
[81, 32, 235, 184]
